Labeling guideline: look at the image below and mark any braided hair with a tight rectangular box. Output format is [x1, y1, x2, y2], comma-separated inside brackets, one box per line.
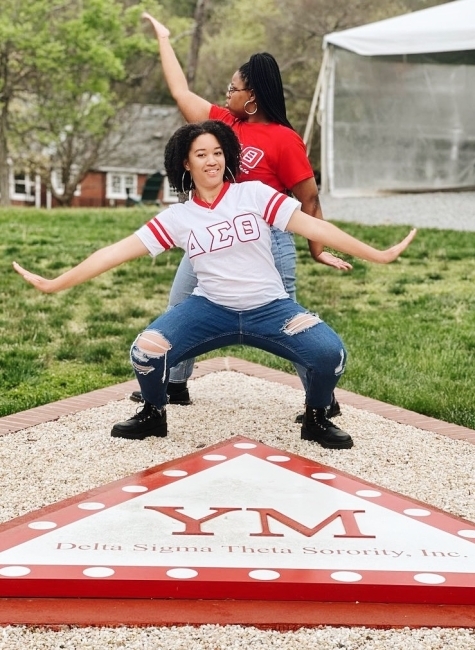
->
[164, 120, 241, 192]
[239, 53, 294, 130]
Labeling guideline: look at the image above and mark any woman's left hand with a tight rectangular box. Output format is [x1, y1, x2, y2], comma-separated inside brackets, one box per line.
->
[379, 228, 417, 263]
[315, 251, 353, 271]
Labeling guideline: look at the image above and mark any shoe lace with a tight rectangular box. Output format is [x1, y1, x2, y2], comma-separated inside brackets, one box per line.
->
[134, 403, 160, 421]
[310, 408, 333, 429]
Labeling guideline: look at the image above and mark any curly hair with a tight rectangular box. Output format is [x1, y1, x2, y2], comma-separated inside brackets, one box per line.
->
[164, 120, 242, 192]
[239, 53, 294, 130]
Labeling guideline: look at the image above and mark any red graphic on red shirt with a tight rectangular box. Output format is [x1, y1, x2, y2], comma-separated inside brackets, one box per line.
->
[241, 147, 264, 170]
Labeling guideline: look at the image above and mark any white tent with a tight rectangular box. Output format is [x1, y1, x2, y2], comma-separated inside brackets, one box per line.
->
[304, 0, 475, 195]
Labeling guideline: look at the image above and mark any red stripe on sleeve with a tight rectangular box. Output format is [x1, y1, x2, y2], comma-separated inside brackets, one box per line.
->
[264, 193, 287, 226]
[263, 192, 281, 223]
[146, 220, 173, 249]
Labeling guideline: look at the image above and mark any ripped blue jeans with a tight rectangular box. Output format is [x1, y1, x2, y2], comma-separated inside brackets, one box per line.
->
[130, 295, 346, 411]
[167, 227, 309, 387]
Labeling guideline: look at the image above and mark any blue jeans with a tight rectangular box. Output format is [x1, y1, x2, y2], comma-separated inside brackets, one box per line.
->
[167, 227, 308, 387]
[131, 296, 346, 410]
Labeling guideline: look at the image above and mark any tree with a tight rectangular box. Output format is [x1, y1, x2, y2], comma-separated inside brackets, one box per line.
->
[0, 0, 168, 206]
[0, 0, 60, 205]
[186, 0, 212, 90]
[191, 0, 451, 168]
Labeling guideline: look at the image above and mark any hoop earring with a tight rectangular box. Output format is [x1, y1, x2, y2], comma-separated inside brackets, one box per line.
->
[225, 166, 236, 183]
[244, 99, 258, 116]
[181, 170, 190, 194]
[181, 170, 194, 201]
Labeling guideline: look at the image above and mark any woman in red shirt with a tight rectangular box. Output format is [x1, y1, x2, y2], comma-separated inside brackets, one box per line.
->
[137, 13, 351, 418]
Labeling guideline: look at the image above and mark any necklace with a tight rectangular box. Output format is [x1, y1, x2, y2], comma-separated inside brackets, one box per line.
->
[197, 192, 219, 212]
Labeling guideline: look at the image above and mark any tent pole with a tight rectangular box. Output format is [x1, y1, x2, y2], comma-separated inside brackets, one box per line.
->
[303, 47, 329, 155]
[320, 46, 333, 194]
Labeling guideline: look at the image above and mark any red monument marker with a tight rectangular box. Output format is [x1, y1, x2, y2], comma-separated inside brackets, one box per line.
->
[1, 436, 474, 627]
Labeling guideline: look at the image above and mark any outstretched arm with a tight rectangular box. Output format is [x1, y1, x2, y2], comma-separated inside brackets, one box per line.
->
[13, 235, 149, 293]
[142, 12, 211, 123]
[291, 177, 352, 271]
[286, 210, 416, 264]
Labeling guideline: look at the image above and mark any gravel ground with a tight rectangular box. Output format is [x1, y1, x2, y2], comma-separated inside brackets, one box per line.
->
[320, 191, 475, 231]
[1, 370, 474, 649]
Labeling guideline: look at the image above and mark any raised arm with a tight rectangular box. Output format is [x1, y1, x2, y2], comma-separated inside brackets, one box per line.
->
[13, 235, 149, 294]
[291, 177, 352, 271]
[286, 209, 416, 264]
[142, 12, 211, 123]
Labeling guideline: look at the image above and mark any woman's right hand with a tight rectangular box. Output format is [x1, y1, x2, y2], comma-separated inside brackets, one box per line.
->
[13, 262, 57, 293]
[142, 11, 211, 122]
[142, 12, 170, 38]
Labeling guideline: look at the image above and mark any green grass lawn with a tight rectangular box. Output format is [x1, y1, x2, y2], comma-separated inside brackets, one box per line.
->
[1, 207, 474, 429]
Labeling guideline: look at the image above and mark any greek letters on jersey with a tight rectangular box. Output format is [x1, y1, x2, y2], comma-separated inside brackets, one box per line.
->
[135, 181, 300, 310]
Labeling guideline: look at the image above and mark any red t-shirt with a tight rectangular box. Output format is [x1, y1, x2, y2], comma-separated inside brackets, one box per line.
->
[209, 105, 313, 193]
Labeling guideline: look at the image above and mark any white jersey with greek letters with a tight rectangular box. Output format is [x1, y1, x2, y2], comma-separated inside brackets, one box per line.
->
[135, 181, 300, 310]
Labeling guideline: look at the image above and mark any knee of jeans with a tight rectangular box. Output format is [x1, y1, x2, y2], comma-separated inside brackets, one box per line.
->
[130, 330, 171, 375]
[334, 347, 346, 377]
[283, 314, 346, 377]
[282, 312, 322, 335]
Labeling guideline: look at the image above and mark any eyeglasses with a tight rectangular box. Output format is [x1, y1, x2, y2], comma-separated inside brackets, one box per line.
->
[226, 84, 248, 95]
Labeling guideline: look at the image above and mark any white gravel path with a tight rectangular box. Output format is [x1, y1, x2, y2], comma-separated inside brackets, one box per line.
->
[1, 371, 474, 649]
[320, 191, 475, 231]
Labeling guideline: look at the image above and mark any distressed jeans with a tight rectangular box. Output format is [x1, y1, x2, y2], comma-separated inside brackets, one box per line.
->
[167, 227, 309, 387]
[130, 295, 346, 411]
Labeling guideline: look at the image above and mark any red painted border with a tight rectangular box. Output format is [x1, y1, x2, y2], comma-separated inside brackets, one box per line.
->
[1, 598, 475, 629]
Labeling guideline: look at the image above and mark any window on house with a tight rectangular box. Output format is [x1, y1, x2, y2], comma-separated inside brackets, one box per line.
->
[107, 172, 137, 199]
[162, 176, 179, 203]
[51, 170, 81, 196]
[12, 172, 35, 201]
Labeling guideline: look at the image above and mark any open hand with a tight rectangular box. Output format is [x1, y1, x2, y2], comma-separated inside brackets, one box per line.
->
[315, 251, 353, 271]
[381, 228, 417, 263]
[12, 262, 56, 293]
[142, 12, 170, 38]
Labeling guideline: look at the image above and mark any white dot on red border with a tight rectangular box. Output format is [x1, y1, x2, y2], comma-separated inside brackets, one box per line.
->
[83, 567, 115, 578]
[203, 455, 227, 461]
[266, 455, 290, 463]
[356, 490, 382, 498]
[0, 566, 31, 577]
[78, 502, 106, 510]
[311, 473, 336, 480]
[414, 573, 446, 585]
[163, 470, 188, 477]
[249, 570, 280, 581]
[458, 529, 475, 538]
[404, 508, 431, 517]
[330, 571, 363, 583]
[28, 521, 57, 530]
[166, 568, 198, 579]
[122, 485, 148, 493]
[234, 443, 257, 449]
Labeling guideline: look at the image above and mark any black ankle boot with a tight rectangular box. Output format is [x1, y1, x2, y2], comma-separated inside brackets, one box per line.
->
[327, 393, 341, 418]
[129, 383, 192, 406]
[167, 382, 192, 405]
[301, 406, 353, 449]
[295, 393, 341, 424]
[111, 402, 167, 440]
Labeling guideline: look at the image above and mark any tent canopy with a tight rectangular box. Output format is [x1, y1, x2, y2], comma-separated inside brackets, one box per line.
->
[323, 0, 475, 56]
[305, 0, 475, 195]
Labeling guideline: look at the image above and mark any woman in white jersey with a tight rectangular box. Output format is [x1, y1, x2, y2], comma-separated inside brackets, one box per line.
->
[131, 13, 350, 416]
[13, 121, 416, 450]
